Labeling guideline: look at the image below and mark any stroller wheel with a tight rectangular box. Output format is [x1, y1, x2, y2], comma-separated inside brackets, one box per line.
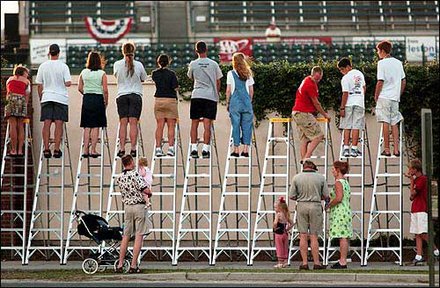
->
[114, 259, 130, 273]
[82, 258, 99, 275]
[98, 266, 107, 272]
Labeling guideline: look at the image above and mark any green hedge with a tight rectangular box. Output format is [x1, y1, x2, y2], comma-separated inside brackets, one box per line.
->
[178, 60, 439, 176]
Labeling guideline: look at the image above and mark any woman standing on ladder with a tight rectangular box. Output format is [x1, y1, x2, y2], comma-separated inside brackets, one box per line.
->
[78, 51, 109, 158]
[226, 52, 254, 157]
[113, 42, 147, 157]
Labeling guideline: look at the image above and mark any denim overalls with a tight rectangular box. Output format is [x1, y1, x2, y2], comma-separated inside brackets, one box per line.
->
[229, 71, 254, 146]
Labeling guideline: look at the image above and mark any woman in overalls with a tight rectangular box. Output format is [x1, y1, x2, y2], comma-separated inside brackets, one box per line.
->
[225, 52, 254, 157]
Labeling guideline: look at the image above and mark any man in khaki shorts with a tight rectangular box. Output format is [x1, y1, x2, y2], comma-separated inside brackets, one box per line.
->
[115, 154, 152, 273]
[292, 66, 330, 163]
[290, 160, 329, 270]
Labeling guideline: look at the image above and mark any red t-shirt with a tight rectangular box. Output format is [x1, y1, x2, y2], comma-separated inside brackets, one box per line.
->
[411, 175, 427, 213]
[292, 76, 319, 113]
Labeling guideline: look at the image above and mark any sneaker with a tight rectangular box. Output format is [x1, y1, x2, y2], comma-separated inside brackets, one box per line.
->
[202, 150, 210, 159]
[155, 148, 164, 157]
[331, 261, 347, 269]
[354, 148, 362, 157]
[53, 150, 62, 158]
[343, 148, 350, 157]
[167, 147, 175, 157]
[350, 148, 359, 157]
[241, 152, 249, 157]
[190, 150, 199, 159]
[230, 152, 239, 158]
[412, 257, 425, 265]
[299, 264, 309, 270]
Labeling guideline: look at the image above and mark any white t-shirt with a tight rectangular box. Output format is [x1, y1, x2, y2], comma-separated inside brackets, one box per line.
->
[113, 59, 147, 97]
[187, 57, 223, 102]
[341, 69, 366, 108]
[377, 57, 406, 102]
[265, 27, 281, 37]
[226, 70, 255, 95]
[35, 60, 71, 105]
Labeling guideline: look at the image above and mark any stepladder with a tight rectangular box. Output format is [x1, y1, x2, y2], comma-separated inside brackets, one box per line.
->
[1, 119, 35, 264]
[212, 126, 261, 265]
[250, 118, 294, 265]
[325, 124, 374, 266]
[173, 122, 222, 265]
[63, 128, 112, 263]
[365, 122, 404, 265]
[288, 117, 334, 265]
[139, 123, 184, 262]
[25, 123, 74, 264]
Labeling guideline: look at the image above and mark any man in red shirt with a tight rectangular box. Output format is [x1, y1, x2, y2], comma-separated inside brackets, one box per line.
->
[405, 159, 439, 264]
[292, 66, 330, 163]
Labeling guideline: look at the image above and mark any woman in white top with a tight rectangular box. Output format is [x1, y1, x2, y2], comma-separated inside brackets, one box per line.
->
[113, 42, 147, 158]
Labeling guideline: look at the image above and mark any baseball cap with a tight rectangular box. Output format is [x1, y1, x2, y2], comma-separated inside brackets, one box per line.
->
[49, 44, 60, 55]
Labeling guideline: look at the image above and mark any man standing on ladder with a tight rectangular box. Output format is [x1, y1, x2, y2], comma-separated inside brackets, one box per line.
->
[374, 40, 406, 157]
[187, 41, 223, 159]
[292, 66, 330, 164]
[35, 44, 71, 159]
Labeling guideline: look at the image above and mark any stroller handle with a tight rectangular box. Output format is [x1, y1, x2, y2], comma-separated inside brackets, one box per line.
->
[74, 210, 87, 217]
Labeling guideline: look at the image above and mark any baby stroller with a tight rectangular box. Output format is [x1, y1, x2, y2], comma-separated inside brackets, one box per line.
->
[74, 210, 131, 274]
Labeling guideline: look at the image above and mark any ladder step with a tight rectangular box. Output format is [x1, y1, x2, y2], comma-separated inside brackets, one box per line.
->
[374, 192, 401, 196]
[33, 210, 62, 214]
[153, 156, 175, 160]
[1, 174, 26, 177]
[184, 192, 210, 196]
[182, 210, 210, 214]
[77, 174, 102, 178]
[186, 174, 210, 178]
[219, 210, 249, 214]
[263, 174, 288, 178]
[1, 210, 25, 213]
[265, 155, 288, 159]
[149, 228, 174, 232]
[76, 191, 101, 196]
[254, 228, 273, 232]
[153, 174, 174, 178]
[376, 173, 401, 177]
[179, 229, 210, 232]
[223, 192, 249, 196]
[268, 137, 288, 142]
[149, 210, 174, 214]
[346, 173, 362, 177]
[367, 247, 401, 250]
[30, 228, 61, 232]
[260, 192, 287, 196]
[371, 210, 401, 214]
[217, 228, 248, 232]
[1, 228, 24, 232]
[151, 192, 174, 196]
[226, 174, 250, 178]
[0, 192, 25, 195]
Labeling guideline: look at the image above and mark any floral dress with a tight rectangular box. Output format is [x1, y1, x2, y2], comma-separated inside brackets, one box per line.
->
[329, 178, 353, 239]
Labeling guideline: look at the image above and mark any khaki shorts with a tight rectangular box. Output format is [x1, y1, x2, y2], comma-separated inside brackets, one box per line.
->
[154, 98, 178, 119]
[123, 204, 150, 237]
[375, 98, 403, 125]
[292, 111, 323, 142]
[296, 202, 323, 235]
[339, 105, 365, 130]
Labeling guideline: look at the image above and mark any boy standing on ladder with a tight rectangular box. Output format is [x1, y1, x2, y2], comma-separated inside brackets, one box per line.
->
[187, 41, 223, 159]
[405, 159, 439, 264]
[337, 58, 366, 158]
[374, 40, 406, 157]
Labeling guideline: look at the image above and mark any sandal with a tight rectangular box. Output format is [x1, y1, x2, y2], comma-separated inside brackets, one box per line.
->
[128, 266, 141, 274]
[90, 153, 101, 158]
[82, 153, 90, 158]
[43, 149, 52, 159]
[393, 151, 400, 157]
[53, 150, 62, 158]
[130, 150, 137, 157]
[114, 266, 124, 273]
[117, 150, 125, 158]
[381, 150, 391, 157]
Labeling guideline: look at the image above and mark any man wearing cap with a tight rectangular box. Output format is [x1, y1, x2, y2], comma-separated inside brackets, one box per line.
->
[35, 44, 72, 158]
[265, 20, 281, 42]
[290, 160, 329, 270]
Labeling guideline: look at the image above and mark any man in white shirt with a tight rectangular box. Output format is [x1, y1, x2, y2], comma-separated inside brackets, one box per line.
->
[337, 58, 366, 158]
[35, 44, 71, 158]
[374, 40, 406, 157]
[265, 20, 281, 42]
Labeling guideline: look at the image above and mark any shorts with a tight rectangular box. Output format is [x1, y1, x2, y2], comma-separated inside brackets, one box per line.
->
[116, 93, 142, 119]
[4, 93, 27, 118]
[296, 202, 323, 235]
[339, 105, 365, 130]
[40, 101, 68, 122]
[410, 212, 428, 234]
[292, 111, 323, 142]
[123, 204, 150, 237]
[375, 98, 403, 125]
[190, 98, 217, 120]
[154, 97, 178, 119]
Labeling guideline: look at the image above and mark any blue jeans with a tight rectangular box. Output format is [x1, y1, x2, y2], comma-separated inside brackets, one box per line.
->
[229, 109, 253, 146]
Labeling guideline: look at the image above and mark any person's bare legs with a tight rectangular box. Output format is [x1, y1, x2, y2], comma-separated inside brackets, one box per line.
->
[166, 119, 176, 147]
[339, 238, 348, 265]
[130, 234, 143, 268]
[343, 129, 351, 146]
[90, 128, 99, 154]
[190, 119, 199, 145]
[304, 135, 324, 160]
[299, 233, 309, 265]
[42, 120, 52, 151]
[382, 122, 390, 153]
[419, 233, 439, 255]
[300, 139, 309, 160]
[202, 118, 212, 145]
[128, 117, 138, 152]
[117, 235, 130, 268]
[8, 117, 18, 155]
[309, 234, 321, 265]
[352, 129, 360, 147]
[83, 128, 91, 154]
[155, 118, 166, 147]
[119, 118, 128, 152]
[54, 120, 64, 151]
[17, 117, 25, 155]
[391, 124, 400, 155]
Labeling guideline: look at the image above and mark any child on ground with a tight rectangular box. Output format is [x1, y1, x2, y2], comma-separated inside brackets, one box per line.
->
[405, 159, 439, 264]
[273, 196, 294, 268]
[138, 157, 153, 208]
[337, 58, 366, 158]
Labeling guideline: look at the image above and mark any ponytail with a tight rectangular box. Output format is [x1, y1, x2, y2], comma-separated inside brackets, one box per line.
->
[122, 42, 135, 77]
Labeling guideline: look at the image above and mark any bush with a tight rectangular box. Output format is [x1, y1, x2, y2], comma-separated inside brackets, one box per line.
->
[175, 60, 440, 177]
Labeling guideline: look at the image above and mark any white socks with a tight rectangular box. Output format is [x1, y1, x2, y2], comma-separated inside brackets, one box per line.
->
[191, 143, 198, 152]
[415, 254, 423, 260]
[352, 145, 358, 151]
[202, 144, 210, 152]
[434, 249, 439, 257]
[344, 145, 350, 150]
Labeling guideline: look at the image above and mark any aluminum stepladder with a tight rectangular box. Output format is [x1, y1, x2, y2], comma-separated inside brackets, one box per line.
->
[1, 119, 34, 264]
[364, 122, 404, 265]
[212, 125, 262, 265]
[250, 118, 296, 265]
[63, 128, 112, 263]
[105, 122, 145, 229]
[288, 118, 334, 265]
[324, 124, 374, 266]
[139, 122, 184, 262]
[173, 121, 222, 265]
[25, 123, 74, 264]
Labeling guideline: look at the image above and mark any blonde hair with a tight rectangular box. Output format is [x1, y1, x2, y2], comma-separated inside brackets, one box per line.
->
[122, 42, 135, 77]
[277, 198, 292, 224]
[138, 157, 149, 167]
[232, 52, 253, 81]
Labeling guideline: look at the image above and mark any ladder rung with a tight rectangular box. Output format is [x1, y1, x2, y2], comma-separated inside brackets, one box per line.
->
[346, 174, 362, 177]
[226, 174, 250, 178]
[76, 192, 101, 195]
[149, 210, 174, 214]
[33, 210, 62, 214]
[1, 228, 24, 232]
[223, 192, 249, 196]
[220, 210, 249, 214]
[77, 174, 102, 178]
[179, 229, 210, 232]
[1, 174, 26, 177]
[376, 173, 401, 177]
[186, 174, 210, 178]
[371, 210, 401, 214]
[265, 155, 288, 159]
[151, 192, 174, 196]
[367, 247, 401, 250]
[182, 210, 210, 214]
[263, 174, 288, 177]
[254, 228, 273, 232]
[374, 192, 401, 196]
[268, 137, 288, 141]
[0, 192, 25, 195]
[260, 192, 287, 196]
[154, 156, 175, 160]
[217, 228, 248, 232]
[149, 228, 174, 232]
[153, 174, 174, 178]
[30, 228, 61, 232]
[184, 192, 210, 196]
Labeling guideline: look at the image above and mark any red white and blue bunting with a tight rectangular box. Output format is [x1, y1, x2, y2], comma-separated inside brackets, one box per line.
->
[85, 17, 132, 44]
